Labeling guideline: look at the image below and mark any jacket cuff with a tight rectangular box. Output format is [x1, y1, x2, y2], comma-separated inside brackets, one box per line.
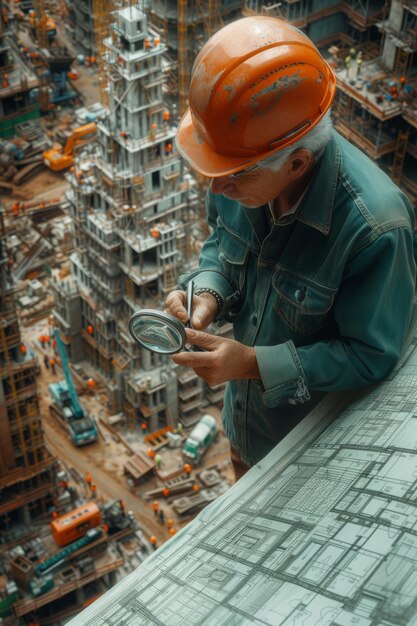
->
[178, 270, 240, 318]
[255, 341, 311, 408]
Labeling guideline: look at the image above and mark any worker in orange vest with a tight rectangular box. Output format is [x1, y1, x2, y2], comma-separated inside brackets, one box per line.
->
[152, 500, 159, 516]
[184, 463, 192, 476]
[149, 535, 157, 550]
[169, 527, 176, 537]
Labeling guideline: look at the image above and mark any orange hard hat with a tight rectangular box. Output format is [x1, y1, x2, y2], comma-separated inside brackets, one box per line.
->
[176, 16, 336, 178]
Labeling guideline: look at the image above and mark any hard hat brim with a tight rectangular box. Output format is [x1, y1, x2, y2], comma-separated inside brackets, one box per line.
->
[176, 109, 262, 178]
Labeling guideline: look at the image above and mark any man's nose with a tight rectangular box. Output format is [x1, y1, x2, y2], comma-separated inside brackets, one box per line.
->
[210, 175, 233, 195]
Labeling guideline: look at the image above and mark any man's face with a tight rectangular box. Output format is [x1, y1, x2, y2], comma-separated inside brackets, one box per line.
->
[209, 163, 287, 208]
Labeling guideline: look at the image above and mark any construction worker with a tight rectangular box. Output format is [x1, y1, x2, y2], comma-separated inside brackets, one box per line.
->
[166, 16, 416, 481]
[183, 463, 192, 476]
[158, 509, 165, 524]
[166, 518, 173, 529]
[154, 453, 162, 469]
[149, 535, 157, 550]
[169, 527, 176, 537]
[43, 354, 50, 369]
[49, 357, 56, 374]
[162, 486, 170, 498]
[152, 500, 159, 516]
[344, 54, 352, 77]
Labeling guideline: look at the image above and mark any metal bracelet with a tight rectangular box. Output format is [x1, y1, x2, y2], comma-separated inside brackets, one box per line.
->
[194, 288, 224, 315]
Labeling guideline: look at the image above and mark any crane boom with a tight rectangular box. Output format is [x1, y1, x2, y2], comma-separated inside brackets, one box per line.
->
[53, 328, 84, 418]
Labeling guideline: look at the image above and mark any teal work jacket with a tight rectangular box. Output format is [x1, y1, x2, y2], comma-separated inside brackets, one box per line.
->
[179, 130, 416, 466]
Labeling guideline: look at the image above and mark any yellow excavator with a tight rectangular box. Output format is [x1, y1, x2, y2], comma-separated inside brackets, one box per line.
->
[43, 122, 97, 172]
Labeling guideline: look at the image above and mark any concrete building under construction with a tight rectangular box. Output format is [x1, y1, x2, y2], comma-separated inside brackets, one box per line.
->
[0, 208, 57, 547]
[0, 23, 41, 138]
[51, 5, 211, 430]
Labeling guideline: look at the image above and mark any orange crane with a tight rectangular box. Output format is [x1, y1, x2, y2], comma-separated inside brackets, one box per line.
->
[43, 122, 97, 171]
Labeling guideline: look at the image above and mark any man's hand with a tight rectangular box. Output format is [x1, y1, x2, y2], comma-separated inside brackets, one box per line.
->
[172, 328, 261, 386]
[165, 290, 218, 330]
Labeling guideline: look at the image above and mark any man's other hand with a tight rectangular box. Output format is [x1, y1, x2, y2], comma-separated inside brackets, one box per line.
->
[172, 329, 261, 385]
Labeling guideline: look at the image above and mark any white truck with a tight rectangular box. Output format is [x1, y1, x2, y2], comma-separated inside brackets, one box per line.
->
[182, 414, 218, 464]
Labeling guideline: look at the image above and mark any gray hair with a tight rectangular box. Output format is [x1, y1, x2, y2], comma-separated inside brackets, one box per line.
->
[257, 110, 333, 173]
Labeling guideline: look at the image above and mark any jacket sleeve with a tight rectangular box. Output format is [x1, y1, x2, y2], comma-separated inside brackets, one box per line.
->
[178, 191, 242, 318]
[255, 226, 416, 407]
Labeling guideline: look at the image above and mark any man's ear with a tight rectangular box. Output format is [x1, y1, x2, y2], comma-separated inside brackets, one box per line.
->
[288, 149, 313, 179]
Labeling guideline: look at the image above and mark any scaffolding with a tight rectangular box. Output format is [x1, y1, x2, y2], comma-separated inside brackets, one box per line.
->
[0, 207, 57, 541]
[92, 0, 116, 107]
[178, 0, 188, 115]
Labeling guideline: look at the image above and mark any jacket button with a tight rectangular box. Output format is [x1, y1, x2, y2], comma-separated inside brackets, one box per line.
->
[294, 289, 305, 302]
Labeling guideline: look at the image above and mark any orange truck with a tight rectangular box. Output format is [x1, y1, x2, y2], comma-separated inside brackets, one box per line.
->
[51, 501, 101, 547]
[43, 122, 97, 171]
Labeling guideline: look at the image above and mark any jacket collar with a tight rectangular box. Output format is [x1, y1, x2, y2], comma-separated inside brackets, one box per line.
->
[241, 130, 341, 243]
[296, 129, 341, 235]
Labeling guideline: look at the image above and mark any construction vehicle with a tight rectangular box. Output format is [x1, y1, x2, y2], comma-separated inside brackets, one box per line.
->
[51, 501, 101, 547]
[43, 122, 97, 171]
[49, 329, 98, 446]
[29, 527, 103, 597]
[182, 414, 218, 464]
[37, 527, 103, 576]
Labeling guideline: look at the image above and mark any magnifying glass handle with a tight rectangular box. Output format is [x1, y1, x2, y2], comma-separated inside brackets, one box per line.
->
[183, 345, 206, 353]
[186, 280, 194, 329]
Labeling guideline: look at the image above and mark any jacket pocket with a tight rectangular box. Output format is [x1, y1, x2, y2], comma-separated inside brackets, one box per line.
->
[272, 268, 336, 336]
[217, 224, 250, 291]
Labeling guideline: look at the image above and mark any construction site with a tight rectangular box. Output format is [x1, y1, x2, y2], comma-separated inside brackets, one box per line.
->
[0, 0, 416, 624]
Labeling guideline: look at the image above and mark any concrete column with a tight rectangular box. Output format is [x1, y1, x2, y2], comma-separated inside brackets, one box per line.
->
[141, 347, 151, 371]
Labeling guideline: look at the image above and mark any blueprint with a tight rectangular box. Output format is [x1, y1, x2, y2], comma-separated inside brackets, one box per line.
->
[68, 324, 417, 626]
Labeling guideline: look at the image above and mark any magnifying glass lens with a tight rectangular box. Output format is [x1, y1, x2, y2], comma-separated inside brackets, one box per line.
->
[129, 310, 186, 354]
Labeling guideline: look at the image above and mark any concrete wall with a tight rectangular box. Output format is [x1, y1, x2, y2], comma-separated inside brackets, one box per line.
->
[308, 13, 347, 43]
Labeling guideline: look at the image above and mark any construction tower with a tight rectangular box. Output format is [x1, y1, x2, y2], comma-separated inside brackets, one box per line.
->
[52, 4, 204, 429]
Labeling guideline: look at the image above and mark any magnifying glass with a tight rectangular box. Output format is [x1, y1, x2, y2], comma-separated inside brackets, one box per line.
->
[128, 281, 195, 355]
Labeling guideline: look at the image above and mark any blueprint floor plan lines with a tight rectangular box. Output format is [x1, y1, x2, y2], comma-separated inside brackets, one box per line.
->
[69, 322, 417, 626]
